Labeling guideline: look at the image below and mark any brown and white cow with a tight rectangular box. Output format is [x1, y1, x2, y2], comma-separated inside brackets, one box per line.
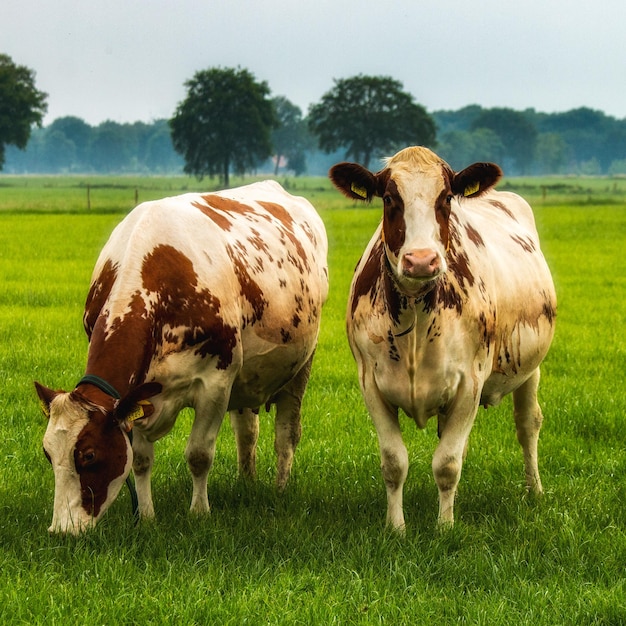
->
[35, 180, 328, 534]
[330, 146, 556, 532]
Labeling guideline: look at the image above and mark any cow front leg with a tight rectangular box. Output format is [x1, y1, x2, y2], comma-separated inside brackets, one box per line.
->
[512, 367, 544, 495]
[132, 431, 155, 519]
[433, 400, 479, 527]
[230, 408, 260, 480]
[273, 355, 312, 490]
[367, 393, 408, 533]
[185, 401, 227, 515]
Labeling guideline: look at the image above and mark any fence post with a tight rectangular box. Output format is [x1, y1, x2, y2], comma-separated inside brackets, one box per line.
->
[87, 184, 91, 211]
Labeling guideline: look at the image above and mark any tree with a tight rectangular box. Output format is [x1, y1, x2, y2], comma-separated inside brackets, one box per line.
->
[89, 121, 132, 172]
[170, 67, 276, 186]
[535, 132, 569, 174]
[47, 116, 92, 165]
[308, 74, 436, 169]
[471, 108, 537, 174]
[271, 96, 310, 176]
[0, 54, 48, 169]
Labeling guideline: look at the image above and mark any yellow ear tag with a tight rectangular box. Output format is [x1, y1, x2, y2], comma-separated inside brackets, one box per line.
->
[127, 403, 146, 423]
[39, 399, 50, 419]
[464, 181, 480, 197]
[350, 182, 368, 199]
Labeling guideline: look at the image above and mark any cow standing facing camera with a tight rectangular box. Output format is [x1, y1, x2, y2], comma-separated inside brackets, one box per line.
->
[330, 146, 556, 532]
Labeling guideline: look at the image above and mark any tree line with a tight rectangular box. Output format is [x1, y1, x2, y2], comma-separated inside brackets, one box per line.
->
[2, 56, 626, 178]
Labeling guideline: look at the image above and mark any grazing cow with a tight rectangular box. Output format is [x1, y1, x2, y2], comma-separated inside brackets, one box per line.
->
[330, 147, 556, 532]
[35, 180, 328, 534]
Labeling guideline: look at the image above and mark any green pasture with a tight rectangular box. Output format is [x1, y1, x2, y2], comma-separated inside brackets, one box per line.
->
[1, 174, 625, 624]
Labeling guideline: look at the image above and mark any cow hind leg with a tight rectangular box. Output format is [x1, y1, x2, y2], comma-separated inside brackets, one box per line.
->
[273, 355, 313, 491]
[132, 432, 156, 519]
[512, 367, 544, 495]
[230, 408, 260, 480]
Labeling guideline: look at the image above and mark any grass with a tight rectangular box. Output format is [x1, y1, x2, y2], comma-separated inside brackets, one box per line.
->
[1, 174, 626, 623]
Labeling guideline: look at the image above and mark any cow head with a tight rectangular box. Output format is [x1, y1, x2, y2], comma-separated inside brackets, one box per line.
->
[329, 146, 502, 296]
[35, 380, 161, 534]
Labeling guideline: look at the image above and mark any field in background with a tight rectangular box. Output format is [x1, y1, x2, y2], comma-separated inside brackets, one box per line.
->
[0, 174, 625, 623]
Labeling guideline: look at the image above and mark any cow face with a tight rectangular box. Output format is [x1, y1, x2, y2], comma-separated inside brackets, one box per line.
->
[35, 381, 161, 534]
[329, 146, 502, 296]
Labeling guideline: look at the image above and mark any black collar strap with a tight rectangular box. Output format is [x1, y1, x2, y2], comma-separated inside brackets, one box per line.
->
[76, 375, 121, 400]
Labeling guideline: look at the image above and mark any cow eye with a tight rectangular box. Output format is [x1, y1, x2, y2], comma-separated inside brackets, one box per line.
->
[79, 449, 97, 466]
[446, 194, 453, 204]
[383, 194, 392, 206]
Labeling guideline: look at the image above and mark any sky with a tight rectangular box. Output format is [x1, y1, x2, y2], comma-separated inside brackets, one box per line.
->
[2, 0, 625, 127]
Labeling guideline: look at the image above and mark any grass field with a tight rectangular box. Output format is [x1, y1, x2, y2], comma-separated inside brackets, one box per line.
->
[1, 173, 626, 624]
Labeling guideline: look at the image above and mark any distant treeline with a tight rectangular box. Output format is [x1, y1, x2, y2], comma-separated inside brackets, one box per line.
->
[4, 117, 183, 175]
[433, 105, 626, 176]
[4, 105, 626, 177]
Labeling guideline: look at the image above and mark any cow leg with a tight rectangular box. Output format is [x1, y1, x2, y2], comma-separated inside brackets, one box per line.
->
[185, 399, 227, 515]
[363, 381, 408, 533]
[230, 408, 260, 480]
[132, 430, 156, 519]
[375, 412, 409, 533]
[512, 367, 544, 495]
[273, 354, 313, 490]
[433, 398, 479, 527]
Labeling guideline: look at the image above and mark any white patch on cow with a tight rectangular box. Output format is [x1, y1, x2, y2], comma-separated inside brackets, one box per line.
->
[43, 394, 92, 533]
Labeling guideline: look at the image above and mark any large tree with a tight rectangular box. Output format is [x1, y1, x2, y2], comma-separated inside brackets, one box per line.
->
[308, 74, 436, 169]
[170, 67, 276, 186]
[0, 54, 48, 169]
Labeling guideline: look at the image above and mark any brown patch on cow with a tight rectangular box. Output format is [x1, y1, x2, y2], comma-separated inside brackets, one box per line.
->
[259, 201, 310, 273]
[541, 292, 556, 324]
[84, 260, 118, 337]
[489, 199, 517, 221]
[142, 244, 238, 369]
[351, 238, 409, 325]
[258, 200, 294, 228]
[351, 239, 384, 317]
[478, 309, 496, 350]
[248, 228, 271, 265]
[510, 234, 536, 253]
[86, 291, 151, 395]
[422, 277, 463, 315]
[72, 408, 128, 517]
[226, 242, 268, 326]
[381, 179, 406, 256]
[194, 194, 260, 230]
[446, 217, 475, 295]
[435, 180, 453, 250]
[191, 198, 233, 231]
[387, 330, 400, 362]
[465, 224, 485, 247]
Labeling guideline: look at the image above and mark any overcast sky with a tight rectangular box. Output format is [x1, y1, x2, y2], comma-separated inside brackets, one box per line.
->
[2, 0, 625, 126]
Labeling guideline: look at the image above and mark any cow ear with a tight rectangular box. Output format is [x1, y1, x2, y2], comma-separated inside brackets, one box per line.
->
[115, 382, 162, 431]
[452, 162, 502, 198]
[34, 382, 59, 419]
[329, 162, 380, 201]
